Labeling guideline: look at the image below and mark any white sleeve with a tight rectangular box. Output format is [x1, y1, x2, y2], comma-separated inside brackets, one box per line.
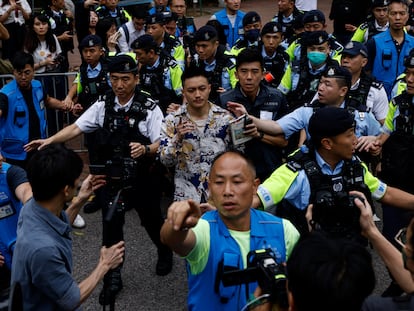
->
[75, 100, 105, 133]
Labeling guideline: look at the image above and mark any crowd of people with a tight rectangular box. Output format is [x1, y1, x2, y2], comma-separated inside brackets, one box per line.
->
[3, 0, 414, 310]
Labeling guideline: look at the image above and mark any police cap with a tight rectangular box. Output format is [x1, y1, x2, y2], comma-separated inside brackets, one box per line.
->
[261, 22, 282, 36]
[303, 30, 329, 46]
[303, 9, 326, 25]
[243, 11, 261, 27]
[372, 0, 388, 8]
[342, 41, 368, 58]
[107, 54, 138, 73]
[323, 65, 352, 89]
[309, 107, 356, 142]
[130, 34, 158, 51]
[404, 48, 414, 68]
[79, 34, 102, 49]
[146, 13, 165, 25]
[194, 25, 218, 42]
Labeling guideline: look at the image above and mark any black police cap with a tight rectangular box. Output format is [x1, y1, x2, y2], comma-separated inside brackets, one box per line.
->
[79, 34, 102, 49]
[309, 107, 356, 141]
[146, 13, 165, 25]
[342, 41, 368, 58]
[404, 48, 414, 68]
[372, 0, 389, 8]
[107, 54, 138, 73]
[194, 25, 218, 42]
[303, 30, 329, 46]
[323, 65, 352, 89]
[242, 11, 261, 27]
[261, 22, 282, 36]
[303, 9, 326, 25]
[130, 34, 157, 50]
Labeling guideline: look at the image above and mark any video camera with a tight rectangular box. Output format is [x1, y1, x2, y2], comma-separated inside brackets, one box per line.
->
[89, 157, 137, 189]
[312, 190, 363, 237]
[222, 248, 288, 308]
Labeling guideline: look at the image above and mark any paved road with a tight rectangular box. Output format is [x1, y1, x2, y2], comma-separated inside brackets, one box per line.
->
[71, 0, 391, 309]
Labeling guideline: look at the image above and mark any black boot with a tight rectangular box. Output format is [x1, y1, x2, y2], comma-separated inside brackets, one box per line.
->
[156, 247, 173, 276]
[99, 267, 123, 305]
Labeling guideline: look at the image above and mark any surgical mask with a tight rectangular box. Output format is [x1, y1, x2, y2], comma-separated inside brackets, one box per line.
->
[307, 51, 327, 66]
[245, 29, 260, 43]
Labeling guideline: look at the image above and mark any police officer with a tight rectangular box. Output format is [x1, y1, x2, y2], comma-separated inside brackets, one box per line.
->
[146, 12, 185, 71]
[341, 41, 389, 124]
[131, 34, 183, 114]
[190, 25, 237, 104]
[218, 48, 288, 181]
[272, 0, 304, 44]
[228, 65, 382, 152]
[253, 107, 414, 237]
[366, 0, 414, 98]
[278, 31, 339, 111]
[285, 10, 343, 64]
[351, 0, 389, 43]
[371, 52, 414, 270]
[230, 11, 262, 56]
[260, 22, 289, 88]
[95, 0, 131, 29]
[25, 54, 173, 305]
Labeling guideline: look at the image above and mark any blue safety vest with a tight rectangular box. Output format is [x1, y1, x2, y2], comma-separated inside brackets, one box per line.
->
[0, 163, 23, 270]
[187, 209, 287, 311]
[214, 9, 245, 48]
[0, 79, 47, 160]
[372, 30, 414, 97]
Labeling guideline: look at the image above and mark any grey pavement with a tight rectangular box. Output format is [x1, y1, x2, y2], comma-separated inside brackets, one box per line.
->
[70, 0, 391, 310]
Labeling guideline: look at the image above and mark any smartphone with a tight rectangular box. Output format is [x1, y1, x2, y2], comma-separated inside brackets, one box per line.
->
[244, 115, 252, 129]
[89, 164, 106, 175]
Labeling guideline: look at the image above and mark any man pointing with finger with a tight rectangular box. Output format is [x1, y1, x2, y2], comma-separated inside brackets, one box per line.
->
[161, 150, 300, 311]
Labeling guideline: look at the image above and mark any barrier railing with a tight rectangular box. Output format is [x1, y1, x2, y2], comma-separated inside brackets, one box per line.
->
[0, 71, 88, 153]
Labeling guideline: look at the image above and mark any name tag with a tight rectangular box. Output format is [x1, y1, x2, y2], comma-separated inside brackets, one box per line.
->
[0, 204, 15, 219]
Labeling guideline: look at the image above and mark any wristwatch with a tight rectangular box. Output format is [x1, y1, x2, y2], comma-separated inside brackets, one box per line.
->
[145, 145, 151, 154]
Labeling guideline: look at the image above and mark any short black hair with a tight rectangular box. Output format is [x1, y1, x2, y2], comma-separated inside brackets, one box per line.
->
[181, 63, 209, 85]
[12, 51, 34, 70]
[236, 48, 264, 70]
[27, 144, 84, 201]
[287, 233, 375, 311]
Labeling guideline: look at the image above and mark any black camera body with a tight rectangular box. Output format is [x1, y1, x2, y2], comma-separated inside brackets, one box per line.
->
[89, 157, 137, 189]
[222, 248, 288, 308]
[312, 190, 362, 237]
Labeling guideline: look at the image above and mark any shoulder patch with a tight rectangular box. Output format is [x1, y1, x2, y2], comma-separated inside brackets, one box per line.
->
[360, 22, 369, 30]
[371, 80, 383, 90]
[286, 160, 302, 172]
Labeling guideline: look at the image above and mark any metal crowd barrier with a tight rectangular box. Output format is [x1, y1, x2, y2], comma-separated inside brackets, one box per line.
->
[0, 71, 88, 153]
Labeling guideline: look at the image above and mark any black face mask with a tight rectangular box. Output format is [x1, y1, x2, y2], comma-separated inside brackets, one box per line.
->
[245, 29, 260, 42]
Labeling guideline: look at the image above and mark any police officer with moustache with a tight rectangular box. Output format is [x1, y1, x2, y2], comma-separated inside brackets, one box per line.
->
[25, 54, 173, 305]
[131, 34, 183, 115]
[189, 25, 237, 104]
[218, 48, 288, 181]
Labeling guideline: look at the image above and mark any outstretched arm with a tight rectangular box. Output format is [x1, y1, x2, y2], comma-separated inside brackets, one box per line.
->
[160, 199, 201, 257]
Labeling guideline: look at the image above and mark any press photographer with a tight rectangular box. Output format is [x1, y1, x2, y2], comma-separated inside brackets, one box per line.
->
[24, 54, 173, 307]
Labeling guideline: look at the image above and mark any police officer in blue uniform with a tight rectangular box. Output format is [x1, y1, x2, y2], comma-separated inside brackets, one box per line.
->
[25, 54, 173, 305]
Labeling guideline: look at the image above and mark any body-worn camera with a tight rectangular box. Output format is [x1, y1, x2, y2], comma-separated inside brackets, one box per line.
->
[312, 190, 363, 237]
[89, 157, 137, 188]
[222, 248, 288, 308]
